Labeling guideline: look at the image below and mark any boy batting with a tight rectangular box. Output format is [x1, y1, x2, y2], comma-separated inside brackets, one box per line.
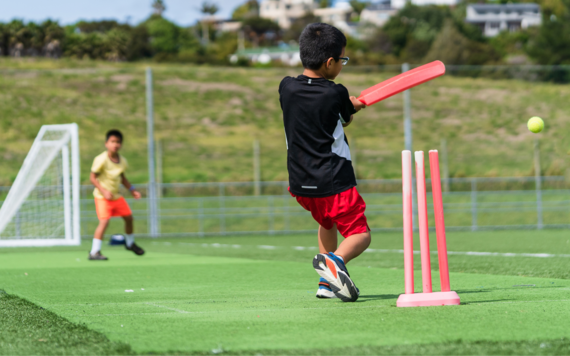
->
[279, 23, 370, 302]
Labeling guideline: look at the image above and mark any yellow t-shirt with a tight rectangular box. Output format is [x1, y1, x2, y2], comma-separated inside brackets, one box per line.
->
[91, 152, 128, 200]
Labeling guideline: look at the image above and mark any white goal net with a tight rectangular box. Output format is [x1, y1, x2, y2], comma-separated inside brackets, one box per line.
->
[0, 124, 81, 247]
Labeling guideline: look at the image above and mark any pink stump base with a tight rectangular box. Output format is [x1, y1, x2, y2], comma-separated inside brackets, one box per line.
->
[396, 291, 460, 307]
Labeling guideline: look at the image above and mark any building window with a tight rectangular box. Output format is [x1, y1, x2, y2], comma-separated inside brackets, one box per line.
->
[489, 22, 500, 29]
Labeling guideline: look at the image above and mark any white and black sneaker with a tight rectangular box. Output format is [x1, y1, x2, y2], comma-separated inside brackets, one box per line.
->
[313, 252, 359, 302]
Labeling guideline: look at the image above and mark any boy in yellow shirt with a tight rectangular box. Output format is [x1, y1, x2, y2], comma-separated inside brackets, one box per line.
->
[89, 130, 144, 260]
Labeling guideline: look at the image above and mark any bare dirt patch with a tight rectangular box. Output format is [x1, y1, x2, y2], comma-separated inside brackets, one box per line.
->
[159, 78, 254, 95]
[473, 88, 510, 103]
[110, 74, 135, 90]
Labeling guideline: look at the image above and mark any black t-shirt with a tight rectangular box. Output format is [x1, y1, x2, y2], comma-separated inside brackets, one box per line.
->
[279, 75, 357, 197]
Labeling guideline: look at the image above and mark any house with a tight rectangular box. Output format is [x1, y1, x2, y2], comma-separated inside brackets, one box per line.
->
[259, 0, 318, 29]
[360, 2, 397, 27]
[231, 44, 301, 66]
[391, 0, 460, 9]
[313, 2, 360, 36]
[313, 1, 353, 24]
[465, 3, 541, 37]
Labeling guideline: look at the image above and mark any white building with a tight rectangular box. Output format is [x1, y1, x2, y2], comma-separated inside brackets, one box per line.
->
[313, 2, 357, 36]
[466, 4, 541, 37]
[259, 0, 318, 29]
[360, 2, 397, 27]
[313, 1, 353, 23]
[391, 0, 459, 9]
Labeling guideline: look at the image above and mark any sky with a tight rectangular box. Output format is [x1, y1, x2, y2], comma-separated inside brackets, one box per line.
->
[0, 0, 247, 26]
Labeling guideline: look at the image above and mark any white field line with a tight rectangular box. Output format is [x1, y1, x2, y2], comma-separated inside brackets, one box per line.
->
[145, 302, 189, 314]
[153, 241, 570, 259]
[59, 299, 570, 317]
[64, 304, 389, 317]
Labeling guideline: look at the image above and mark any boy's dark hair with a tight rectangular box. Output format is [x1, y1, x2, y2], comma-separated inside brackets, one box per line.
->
[106, 129, 123, 142]
[299, 23, 347, 70]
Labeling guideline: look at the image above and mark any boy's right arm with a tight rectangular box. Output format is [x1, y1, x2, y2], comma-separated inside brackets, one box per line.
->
[90, 172, 113, 200]
[350, 96, 366, 112]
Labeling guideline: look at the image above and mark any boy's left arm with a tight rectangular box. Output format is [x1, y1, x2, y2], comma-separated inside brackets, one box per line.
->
[121, 174, 141, 199]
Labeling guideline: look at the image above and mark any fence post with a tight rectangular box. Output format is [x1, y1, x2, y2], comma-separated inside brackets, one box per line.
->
[268, 195, 275, 235]
[283, 182, 290, 233]
[219, 183, 226, 235]
[471, 179, 477, 231]
[534, 138, 543, 229]
[199, 198, 204, 237]
[253, 140, 261, 196]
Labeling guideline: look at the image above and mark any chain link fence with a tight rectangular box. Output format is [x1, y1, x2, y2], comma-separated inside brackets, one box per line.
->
[3, 176, 567, 239]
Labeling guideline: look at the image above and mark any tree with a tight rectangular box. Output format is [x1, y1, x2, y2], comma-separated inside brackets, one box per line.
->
[241, 17, 281, 47]
[232, 0, 259, 20]
[424, 20, 499, 65]
[349, 0, 369, 15]
[283, 13, 319, 42]
[146, 16, 180, 54]
[152, 0, 166, 16]
[382, 5, 450, 58]
[199, 1, 219, 46]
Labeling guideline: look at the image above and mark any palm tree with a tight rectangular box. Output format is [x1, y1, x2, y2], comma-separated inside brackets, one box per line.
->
[199, 1, 219, 46]
[152, 0, 166, 16]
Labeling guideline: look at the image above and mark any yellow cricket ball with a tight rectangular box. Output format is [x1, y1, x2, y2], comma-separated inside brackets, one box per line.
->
[527, 116, 544, 133]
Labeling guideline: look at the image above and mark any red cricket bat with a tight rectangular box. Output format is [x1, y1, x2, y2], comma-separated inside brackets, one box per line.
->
[357, 61, 445, 106]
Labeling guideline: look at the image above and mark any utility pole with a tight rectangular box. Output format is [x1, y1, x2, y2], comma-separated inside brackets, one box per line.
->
[441, 138, 450, 192]
[402, 63, 412, 153]
[146, 67, 159, 237]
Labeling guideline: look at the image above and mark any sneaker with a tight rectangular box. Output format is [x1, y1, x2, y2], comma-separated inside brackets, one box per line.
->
[125, 243, 145, 256]
[88, 251, 108, 260]
[313, 252, 359, 302]
[316, 277, 336, 299]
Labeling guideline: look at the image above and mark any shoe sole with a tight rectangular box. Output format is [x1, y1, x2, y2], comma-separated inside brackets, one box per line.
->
[313, 254, 358, 302]
[125, 247, 145, 256]
[316, 289, 337, 299]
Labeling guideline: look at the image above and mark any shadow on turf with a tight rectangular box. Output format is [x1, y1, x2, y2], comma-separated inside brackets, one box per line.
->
[357, 294, 400, 302]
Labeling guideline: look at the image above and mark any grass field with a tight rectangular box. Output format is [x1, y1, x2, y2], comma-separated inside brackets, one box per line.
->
[2, 230, 570, 355]
[1, 59, 570, 186]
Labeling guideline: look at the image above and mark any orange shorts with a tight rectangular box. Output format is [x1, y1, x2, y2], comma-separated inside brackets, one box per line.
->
[94, 197, 132, 220]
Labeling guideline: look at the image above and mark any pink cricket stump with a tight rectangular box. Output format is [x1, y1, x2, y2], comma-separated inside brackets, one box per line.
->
[396, 150, 460, 308]
[429, 150, 451, 292]
[414, 151, 432, 293]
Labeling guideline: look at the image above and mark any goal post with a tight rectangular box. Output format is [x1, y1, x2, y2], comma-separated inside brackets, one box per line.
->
[0, 124, 81, 247]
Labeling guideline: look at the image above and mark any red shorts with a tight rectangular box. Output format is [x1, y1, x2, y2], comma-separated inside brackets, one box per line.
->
[94, 197, 132, 220]
[291, 187, 369, 238]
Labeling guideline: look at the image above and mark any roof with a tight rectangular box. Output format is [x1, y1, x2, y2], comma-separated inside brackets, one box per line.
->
[468, 3, 540, 11]
[365, 1, 392, 11]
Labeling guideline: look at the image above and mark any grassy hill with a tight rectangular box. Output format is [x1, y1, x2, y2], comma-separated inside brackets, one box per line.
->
[0, 58, 568, 186]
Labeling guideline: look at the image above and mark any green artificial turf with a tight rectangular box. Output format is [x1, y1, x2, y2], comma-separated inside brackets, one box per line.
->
[0, 290, 132, 355]
[2, 230, 570, 354]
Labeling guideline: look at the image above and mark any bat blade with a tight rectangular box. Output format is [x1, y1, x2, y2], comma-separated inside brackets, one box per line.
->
[357, 61, 445, 106]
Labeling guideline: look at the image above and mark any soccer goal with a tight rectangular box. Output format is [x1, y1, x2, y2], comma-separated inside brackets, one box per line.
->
[0, 124, 81, 247]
